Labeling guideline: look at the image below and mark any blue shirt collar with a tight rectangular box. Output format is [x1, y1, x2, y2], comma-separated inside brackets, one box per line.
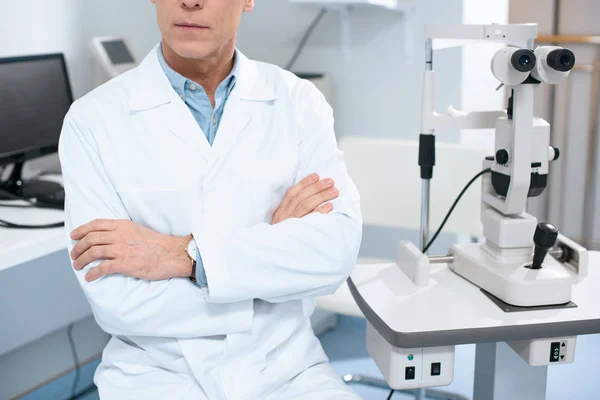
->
[157, 44, 239, 98]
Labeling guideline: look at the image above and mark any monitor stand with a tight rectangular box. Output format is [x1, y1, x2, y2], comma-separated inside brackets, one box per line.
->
[0, 161, 64, 205]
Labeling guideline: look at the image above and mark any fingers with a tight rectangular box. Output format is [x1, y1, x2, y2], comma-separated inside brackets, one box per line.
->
[272, 173, 338, 224]
[315, 203, 333, 214]
[85, 260, 118, 282]
[72, 245, 117, 271]
[284, 174, 319, 202]
[71, 219, 119, 240]
[296, 187, 339, 217]
[71, 231, 113, 260]
[289, 178, 335, 209]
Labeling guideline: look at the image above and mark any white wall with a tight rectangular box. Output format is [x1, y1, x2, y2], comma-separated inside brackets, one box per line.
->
[0, 1, 86, 97]
[77, 1, 161, 95]
[237, 0, 464, 141]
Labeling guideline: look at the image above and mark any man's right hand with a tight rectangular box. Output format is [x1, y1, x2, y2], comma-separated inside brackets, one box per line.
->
[271, 173, 339, 224]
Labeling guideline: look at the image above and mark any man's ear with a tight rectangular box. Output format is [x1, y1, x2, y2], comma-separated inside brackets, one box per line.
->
[243, 0, 255, 12]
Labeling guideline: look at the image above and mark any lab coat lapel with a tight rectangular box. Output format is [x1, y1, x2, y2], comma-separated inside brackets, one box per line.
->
[128, 46, 212, 161]
[210, 51, 277, 161]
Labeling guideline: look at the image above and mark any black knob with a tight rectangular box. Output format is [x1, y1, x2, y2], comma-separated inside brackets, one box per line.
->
[551, 147, 560, 161]
[496, 149, 510, 165]
[530, 223, 559, 269]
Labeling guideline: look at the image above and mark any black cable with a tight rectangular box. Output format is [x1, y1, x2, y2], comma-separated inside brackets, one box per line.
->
[422, 168, 492, 254]
[285, 8, 328, 71]
[0, 217, 64, 229]
[65, 383, 97, 400]
[0, 187, 65, 228]
[386, 389, 395, 400]
[67, 323, 81, 399]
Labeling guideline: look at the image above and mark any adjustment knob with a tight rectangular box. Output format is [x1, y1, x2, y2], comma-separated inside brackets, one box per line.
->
[496, 149, 510, 165]
[549, 146, 560, 161]
[530, 223, 559, 269]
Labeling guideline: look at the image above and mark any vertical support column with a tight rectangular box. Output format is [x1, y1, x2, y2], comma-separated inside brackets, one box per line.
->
[420, 180, 431, 252]
[416, 36, 434, 400]
[474, 342, 547, 400]
[419, 39, 435, 253]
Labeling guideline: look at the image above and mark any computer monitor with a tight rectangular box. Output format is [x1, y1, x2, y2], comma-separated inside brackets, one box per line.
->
[0, 53, 73, 201]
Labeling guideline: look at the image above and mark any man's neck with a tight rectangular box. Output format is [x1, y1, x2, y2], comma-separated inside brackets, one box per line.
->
[162, 40, 235, 103]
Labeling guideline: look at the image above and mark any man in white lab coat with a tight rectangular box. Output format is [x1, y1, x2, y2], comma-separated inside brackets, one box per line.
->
[59, 0, 362, 399]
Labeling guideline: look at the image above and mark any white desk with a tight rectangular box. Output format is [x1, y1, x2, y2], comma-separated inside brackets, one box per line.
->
[0, 204, 91, 356]
[348, 252, 600, 399]
[0, 201, 65, 272]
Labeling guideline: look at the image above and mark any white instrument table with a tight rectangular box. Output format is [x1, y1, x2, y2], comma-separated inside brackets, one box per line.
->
[0, 203, 92, 356]
[348, 252, 600, 348]
[0, 201, 65, 272]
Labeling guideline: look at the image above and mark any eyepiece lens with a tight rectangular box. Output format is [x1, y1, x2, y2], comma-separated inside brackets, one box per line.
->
[519, 55, 531, 66]
[547, 49, 575, 72]
[510, 49, 536, 73]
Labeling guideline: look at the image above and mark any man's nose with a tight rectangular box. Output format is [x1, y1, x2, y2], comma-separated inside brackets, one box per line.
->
[181, 0, 203, 10]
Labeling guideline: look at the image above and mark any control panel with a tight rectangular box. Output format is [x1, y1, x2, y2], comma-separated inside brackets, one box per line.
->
[366, 322, 455, 389]
[507, 336, 576, 366]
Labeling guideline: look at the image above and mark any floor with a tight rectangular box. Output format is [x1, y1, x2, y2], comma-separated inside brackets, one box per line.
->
[34, 315, 600, 400]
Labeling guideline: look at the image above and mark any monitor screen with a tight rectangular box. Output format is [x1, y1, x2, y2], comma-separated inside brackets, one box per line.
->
[0, 54, 73, 163]
[102, 40, 135, 65]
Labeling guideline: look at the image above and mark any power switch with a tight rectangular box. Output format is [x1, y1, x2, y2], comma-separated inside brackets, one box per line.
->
[431, 362, 441, 376]
[550, 342, 560, 362]
[405, 366, 416, 380]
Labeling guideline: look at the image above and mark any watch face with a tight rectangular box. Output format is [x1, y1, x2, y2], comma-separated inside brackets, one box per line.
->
[187, 239, 197, 261]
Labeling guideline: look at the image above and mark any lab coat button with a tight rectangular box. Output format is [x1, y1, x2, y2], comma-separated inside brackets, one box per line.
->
[189, 84, 197, 91]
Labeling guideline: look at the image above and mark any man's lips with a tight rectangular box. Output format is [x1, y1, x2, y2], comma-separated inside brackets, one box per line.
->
[175, 23, 209, 30]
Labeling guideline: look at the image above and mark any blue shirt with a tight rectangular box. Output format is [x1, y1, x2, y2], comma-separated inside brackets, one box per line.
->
[158, 47, 238, 145]
[158, 47, 238, 286]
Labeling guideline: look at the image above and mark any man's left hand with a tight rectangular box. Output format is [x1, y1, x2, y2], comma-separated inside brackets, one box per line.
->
[70, 219, 192, 282]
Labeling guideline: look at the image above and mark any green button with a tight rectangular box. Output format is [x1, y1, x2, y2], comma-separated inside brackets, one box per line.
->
[408, 354, 414, 361]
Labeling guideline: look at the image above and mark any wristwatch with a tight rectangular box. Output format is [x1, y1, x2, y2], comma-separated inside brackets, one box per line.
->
[186, 237, 198, 282]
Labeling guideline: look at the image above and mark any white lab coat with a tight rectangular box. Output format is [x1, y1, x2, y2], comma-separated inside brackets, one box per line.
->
[59, 46, 362, 400]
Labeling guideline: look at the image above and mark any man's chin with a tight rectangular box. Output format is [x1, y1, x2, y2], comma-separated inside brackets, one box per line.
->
[169, 41, 213, 61]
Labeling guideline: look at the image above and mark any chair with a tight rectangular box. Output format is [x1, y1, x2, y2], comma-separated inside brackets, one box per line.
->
[317, 136, 486, 398]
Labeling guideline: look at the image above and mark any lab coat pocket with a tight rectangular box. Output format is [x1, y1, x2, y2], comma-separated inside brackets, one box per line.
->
[244, 160, 297, 224]
[207, 163, 295, 229]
